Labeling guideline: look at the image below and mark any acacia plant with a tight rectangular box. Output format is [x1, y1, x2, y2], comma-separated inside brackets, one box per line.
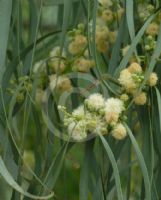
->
[0, 0, 161, 199]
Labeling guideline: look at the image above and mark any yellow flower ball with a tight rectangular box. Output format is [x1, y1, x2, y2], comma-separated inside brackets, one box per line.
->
[74, 35, 87, 48]
[68, 41, 80, 55]
[48, 59, 65, 73]
[49, 75, 72, 92]
[118, 69, 137, 92]
[105, 112, 119, 124]
[120, 94, 129, 102]
[134, 92, 147, 105]
[68, 35, 87, 55]
[101, 9, 113, 23]
[128, 62, 142, 73]
[146, 23, 159, 36]
[73, 58, 95, 72]
[111, 123, 127, 140]
[96, 26, 109, 41]
[148, 72, 158, 87]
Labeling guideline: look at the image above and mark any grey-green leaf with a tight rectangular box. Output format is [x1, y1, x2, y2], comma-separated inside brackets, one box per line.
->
[125, 124, 151, 200]
[0, 0, 12, 84]
[99, 134, 123, 200]
[0, 156, 54, 200]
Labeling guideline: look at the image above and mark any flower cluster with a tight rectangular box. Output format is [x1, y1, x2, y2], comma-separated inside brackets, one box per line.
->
[138, 4, 155, 21]
[58, 63, 158, 141]
[7, 76, 32, 103]
[68, 24, 95, 72]
[118, 62, 158, 105]
[32, 24, 96, 104]
[58, 93, 127, 141]
[96, 0, 124, 52]
[138, 3, 160, 52]
[9, 0, 125, 104]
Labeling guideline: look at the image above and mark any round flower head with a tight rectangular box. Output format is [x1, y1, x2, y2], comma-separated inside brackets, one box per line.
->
[148, 72, 158, 87]
[128, 62, 142, 74]
[69, 35, 87, 55]
[134, 92, 147, 105]
[96, 26, 109, 52]
[101, 9, 113, 23]
[75, 35, 87, 47]
[68, 121, 87, 141]
[111, 123, 127, 140]
[118, 69, 137, 92]
[146, 23, 159, 36]
[72, 105, 85, 119]
[68, 42, 78, 55]
[96, 25, 109, 52]
[105, 112, 119, 124]
[48, 59, 66, 73]
[120, 94, 129, 102]
[72, 58, 95, 72]
[49, 75, 72, 92]
[96, 25, 109, 41]
[105, 98, 124, 115]
[86, 93, 105, 111]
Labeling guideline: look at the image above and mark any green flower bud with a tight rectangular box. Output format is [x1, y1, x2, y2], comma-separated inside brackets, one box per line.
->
[78, 23, 85, 32]
[147, 35, 153, 41]
[16, 93, 24, 103]
[145, 45, 151, 51]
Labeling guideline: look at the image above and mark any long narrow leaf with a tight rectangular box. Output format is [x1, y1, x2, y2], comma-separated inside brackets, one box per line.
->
[125, 124, 151, 200]
[0, 0, 12, 83]
[99, 134, 123, 200]
[0, 156, 54, 200]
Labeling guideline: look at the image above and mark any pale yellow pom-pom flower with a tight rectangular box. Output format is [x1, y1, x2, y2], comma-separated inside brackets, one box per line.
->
[111, 123, 127, 140]
[146, 23, 159, 36]
[128, 62, 142, 74]
[68, 35, 87, 55]
[101, 9, 113, 23]
[96, 26, 109, 52]
[134, 92, 147, 105]
[148, 72, 158, 87]
[48, 59, 65, 73]
[74, 35, 87, 47]
[73, 58, 95, 72]
[49, 75, 72, 92]
[120, 94, 129, 102]
[105, 112, 119, 124]
[96, 26, 109, 40]
[118, 69, 137, 92]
